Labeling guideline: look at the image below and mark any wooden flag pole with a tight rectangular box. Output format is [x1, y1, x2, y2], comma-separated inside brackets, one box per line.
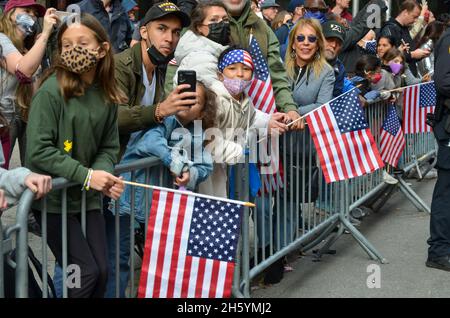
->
[122, 180, 256, 208]
[381, 81, 434, 95]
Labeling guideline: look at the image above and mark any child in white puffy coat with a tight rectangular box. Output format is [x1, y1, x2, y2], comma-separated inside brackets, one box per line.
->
[197, 47, 288, 197]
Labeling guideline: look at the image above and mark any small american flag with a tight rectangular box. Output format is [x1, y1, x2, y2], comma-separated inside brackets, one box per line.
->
[138, 190, 243, 298]
[403, 82, 436, 134]
[380, 104, 406, 167]
[305, 89, 384, 183]
[247, 35, 276, 115]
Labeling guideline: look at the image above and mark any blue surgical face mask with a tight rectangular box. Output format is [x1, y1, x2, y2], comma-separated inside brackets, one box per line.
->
[304, 11, 327, 24]
[15, 13, 36, 37]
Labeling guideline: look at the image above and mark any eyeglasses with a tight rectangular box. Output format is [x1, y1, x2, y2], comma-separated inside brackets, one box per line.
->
[296, 35, 317, 43]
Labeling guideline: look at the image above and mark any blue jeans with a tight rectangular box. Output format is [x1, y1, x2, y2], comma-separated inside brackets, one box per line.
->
[253, 194, 300, 251]
[53, 264, 62, 298]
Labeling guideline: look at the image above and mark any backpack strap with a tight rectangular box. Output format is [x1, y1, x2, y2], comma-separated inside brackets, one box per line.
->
[27, 246, 56, 298]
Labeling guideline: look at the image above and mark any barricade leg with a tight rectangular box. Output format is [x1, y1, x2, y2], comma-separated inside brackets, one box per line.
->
[340, 181, 388, 263]
[397, 176, 431, 213]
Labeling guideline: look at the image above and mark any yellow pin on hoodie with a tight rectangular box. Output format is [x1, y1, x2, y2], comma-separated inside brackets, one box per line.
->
[64, 140, 73, 153]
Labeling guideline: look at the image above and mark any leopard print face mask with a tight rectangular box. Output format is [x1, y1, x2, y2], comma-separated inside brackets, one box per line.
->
[60, 46, 100, 74]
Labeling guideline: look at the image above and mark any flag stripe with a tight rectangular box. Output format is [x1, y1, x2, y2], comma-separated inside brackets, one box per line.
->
[318, 108, 344, 180]
[314, 109, 338, 181]
[209, 260, 221, 298]
[342, 132, 363, 176]
[166, 193, 188, 298]
[159, 193, 183, 297]
[214, 261, 228, 298]
[195, 258, 207, 298]
[321, 107, 350, 179]
[187, 256, 199, 297]
[138, 190, 161, 298]
[380, 105, 406, 167]
[152, 191, 175, 298]
[173, 195, 195, 297]
[201, 260, 214, 298]
[307, 111, 333, 182]
[306, 90, 383, 183]
[403, 83, 435, 134]
[222, 262, 235, 298]
[140, 192, 242, 298]
[180, 255, 192, 298]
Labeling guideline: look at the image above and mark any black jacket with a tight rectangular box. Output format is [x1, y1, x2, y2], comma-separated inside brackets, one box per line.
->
[434, 28, 450, 99]
[77, 0, 132, 53]
[380, 18, 419, 77]
[339, 0, 388, 74]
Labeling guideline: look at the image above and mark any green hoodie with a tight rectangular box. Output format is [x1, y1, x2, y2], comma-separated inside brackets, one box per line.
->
[228, 1, 297, 113]
[25, 74, 120, 214]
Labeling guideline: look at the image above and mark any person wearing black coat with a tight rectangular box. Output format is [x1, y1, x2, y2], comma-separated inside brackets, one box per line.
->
[379, 0, 431, 77]
[426, 25, 450, 272]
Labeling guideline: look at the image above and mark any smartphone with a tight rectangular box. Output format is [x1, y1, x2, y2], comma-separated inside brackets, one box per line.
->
[177, 70, 196, 106]
[55, 10, 72, 20]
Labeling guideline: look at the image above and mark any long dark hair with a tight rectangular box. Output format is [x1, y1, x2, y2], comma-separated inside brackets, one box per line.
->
[355, 54, 381, 77]
[416, 21, 446, 48]
[377, 35, 396, 47]
[39, 13, 127, 104]
[197, 82, 216, 130]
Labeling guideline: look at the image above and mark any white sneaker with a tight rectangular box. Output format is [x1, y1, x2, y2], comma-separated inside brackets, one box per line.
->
[423, 168, 438, 179]
[383, 171, 399, 184]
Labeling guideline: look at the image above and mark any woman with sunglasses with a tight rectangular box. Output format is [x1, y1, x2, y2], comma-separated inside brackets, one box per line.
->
[285, 18, 334, 116]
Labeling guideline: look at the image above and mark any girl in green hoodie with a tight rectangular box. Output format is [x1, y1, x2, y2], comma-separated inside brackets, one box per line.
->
[25, 13, 126, 298]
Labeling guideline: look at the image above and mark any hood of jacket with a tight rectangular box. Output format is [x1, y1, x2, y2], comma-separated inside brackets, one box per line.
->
[174, 30, 228, 66]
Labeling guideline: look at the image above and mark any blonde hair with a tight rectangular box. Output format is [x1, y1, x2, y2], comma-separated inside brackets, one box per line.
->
[0, 9, 24, 52]
[285, 18, 329, 81]
[0, 9, 31, 121]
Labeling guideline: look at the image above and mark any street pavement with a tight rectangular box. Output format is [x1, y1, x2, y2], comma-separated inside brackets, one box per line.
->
[252, 177, 450, 298]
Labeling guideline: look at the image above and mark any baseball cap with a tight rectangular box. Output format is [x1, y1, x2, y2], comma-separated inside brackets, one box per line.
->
[140, 2, 190, 28]
[260, 0, 280, 10]
[4, 0, 46, 17]
[322, 21, 345, 43]
[288, 0, 305, 13]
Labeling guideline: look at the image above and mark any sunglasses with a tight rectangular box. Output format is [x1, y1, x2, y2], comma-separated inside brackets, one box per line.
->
[296, 35, 318, 43]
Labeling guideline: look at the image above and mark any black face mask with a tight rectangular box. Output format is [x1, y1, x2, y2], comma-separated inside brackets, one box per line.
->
[146, 45, 174, 66]
[206, 21, 230, 46]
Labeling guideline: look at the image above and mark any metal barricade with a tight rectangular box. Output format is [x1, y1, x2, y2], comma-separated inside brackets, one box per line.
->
[12, 99, 437, 298]
[234, 130, 351, 297]
[234, 98, 438, 297]
[14, 157, 171, 298]
[1, 207, 26, 298]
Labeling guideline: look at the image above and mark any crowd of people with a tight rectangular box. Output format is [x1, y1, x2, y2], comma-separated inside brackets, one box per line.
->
[1, 0, 450, 298]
